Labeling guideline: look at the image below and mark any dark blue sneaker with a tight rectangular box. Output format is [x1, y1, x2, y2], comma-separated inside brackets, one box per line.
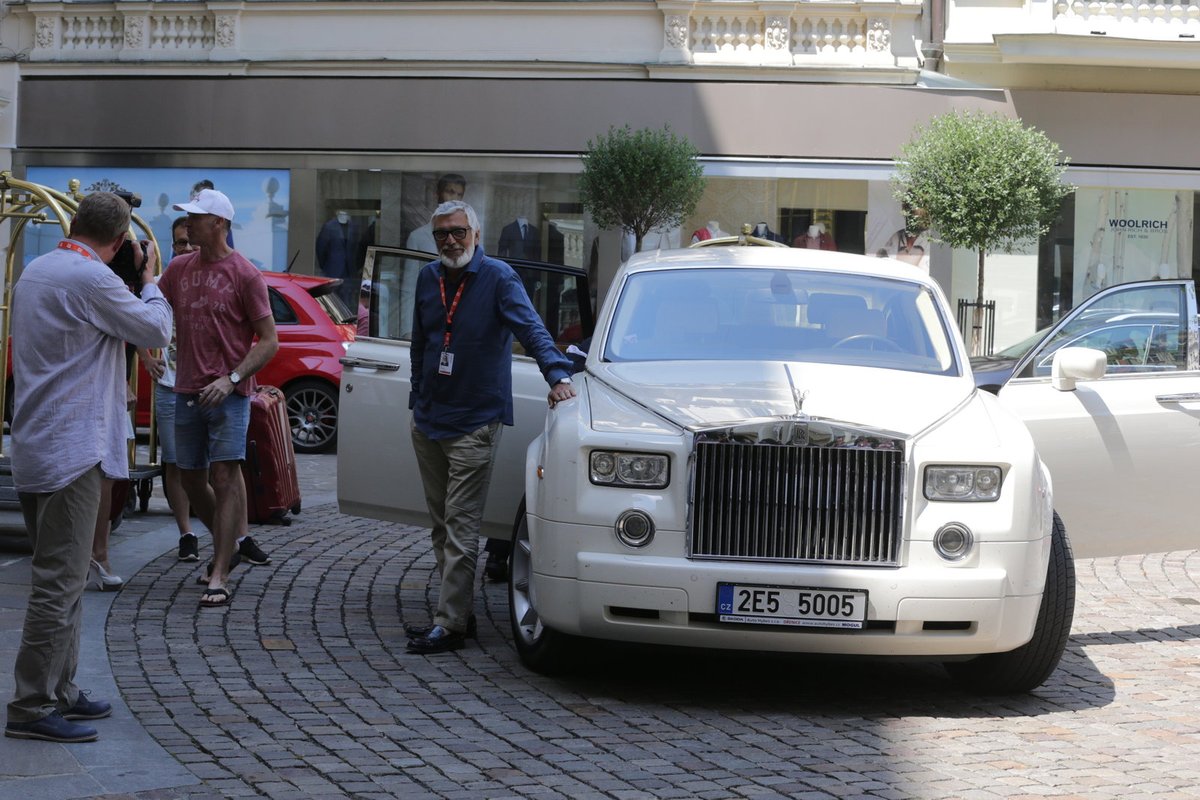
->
[5, 711, 98, 743]
[62, 692, 112, 721]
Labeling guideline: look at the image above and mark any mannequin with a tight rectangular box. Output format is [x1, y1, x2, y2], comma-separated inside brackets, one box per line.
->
[752, 222, 782, 243]
[793, 222, 836, 251]
[316, 209, 368, 306]
[691, 220, 727, 244]
[885, 226, 929, 270]
[499, 215, 541, 259]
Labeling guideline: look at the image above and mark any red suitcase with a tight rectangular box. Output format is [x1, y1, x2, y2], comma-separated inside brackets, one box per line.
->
[242, 386, 302, 525]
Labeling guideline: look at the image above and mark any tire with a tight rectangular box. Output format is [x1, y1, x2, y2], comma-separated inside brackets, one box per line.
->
[945, 512, 1076, 694]
[283, 379, 338, 454]
[509, 499, 579, 674]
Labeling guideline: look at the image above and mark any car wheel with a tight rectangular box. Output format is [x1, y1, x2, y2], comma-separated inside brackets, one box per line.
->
[284, 379, 338, 454]
[509, 499, 578, 674]
[945, 512, 1076, 694]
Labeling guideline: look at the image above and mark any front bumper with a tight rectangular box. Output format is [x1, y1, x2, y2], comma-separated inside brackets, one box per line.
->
[529, 518, 1048, 658]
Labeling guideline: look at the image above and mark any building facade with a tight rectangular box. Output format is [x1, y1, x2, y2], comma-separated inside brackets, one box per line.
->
[0, 0, 1196, 346]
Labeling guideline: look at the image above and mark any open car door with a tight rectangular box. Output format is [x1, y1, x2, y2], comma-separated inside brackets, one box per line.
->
[996, 279, 1200, 558]
[337, 245, 592, 536]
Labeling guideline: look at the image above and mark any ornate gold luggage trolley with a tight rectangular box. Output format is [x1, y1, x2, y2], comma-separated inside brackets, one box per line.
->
[0, 171, 162, 515]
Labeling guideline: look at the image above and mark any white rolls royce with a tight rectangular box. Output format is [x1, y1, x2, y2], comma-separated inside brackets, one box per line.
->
[339, 245, 1198, 694]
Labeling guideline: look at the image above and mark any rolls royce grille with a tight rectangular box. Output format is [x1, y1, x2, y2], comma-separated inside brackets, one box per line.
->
[689, 441, 904, 566]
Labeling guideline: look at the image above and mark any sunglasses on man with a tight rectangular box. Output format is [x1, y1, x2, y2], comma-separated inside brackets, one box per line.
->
[432, 227, 470, 243]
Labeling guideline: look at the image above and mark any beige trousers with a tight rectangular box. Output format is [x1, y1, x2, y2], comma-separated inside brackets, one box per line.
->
[410, 421, 503, 633]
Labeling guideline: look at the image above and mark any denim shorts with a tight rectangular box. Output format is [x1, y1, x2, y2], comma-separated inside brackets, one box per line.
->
[174, 391, 251, 470]
[154, 383, 178, 464]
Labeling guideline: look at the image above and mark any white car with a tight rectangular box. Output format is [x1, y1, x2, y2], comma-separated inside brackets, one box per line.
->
[340, 246, 1198, 694]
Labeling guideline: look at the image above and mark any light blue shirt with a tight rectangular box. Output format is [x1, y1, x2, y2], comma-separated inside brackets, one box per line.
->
[11, 240, 173, 492]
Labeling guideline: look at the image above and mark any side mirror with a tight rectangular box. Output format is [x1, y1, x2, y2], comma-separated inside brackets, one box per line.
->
[1051, 346, 1107, 391]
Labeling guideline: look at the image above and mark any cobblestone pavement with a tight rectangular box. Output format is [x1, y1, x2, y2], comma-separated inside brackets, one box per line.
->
[102, 502, 1200, 800]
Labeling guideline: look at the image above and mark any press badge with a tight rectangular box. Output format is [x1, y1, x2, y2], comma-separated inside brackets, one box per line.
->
[438, 351, 455, 376]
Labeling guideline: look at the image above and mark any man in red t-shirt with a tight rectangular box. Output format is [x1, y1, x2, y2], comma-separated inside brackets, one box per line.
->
[159, 189, 279, 608]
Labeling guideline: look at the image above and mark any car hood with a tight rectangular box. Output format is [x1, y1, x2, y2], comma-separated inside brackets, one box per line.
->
[589, 361, 974, 438]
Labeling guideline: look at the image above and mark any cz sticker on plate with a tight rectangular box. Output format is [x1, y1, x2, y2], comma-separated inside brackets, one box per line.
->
[717, 583, 868, 629]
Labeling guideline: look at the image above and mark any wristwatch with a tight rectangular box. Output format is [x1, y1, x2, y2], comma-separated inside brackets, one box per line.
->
[557, 377, 572, 385]
[229, 370, 242, 385]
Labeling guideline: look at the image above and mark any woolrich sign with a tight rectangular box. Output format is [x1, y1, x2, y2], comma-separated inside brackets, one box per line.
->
[1074, 187, 1192, 299]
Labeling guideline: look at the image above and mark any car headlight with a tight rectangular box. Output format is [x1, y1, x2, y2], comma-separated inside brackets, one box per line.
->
[923, 465, 1002, 502]
[589, 450, 669, 489]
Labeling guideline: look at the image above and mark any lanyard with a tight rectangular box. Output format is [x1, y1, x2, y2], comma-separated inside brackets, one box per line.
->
[57, 240, 96, 261]
[438, 273, 468, 351]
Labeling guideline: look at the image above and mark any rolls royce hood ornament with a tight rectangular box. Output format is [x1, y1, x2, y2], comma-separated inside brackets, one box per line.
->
[784, 364, 809, 420]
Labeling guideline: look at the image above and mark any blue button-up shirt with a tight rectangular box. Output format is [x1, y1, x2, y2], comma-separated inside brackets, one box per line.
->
[409, 248, 571, 440]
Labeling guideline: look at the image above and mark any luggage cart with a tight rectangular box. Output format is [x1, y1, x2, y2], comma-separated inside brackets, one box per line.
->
[0, 172, 163, 514]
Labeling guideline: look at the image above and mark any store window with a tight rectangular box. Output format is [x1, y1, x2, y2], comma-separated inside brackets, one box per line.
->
[1036, 187, 1199, 330]
[22, 166, 290, 272]
[316, 169, 584, 267]
[318, 168, 588, 337]
[680, 176, 871, 255]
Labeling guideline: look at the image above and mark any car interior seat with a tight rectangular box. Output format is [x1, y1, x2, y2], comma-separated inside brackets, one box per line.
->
[807, 293, 886, 343]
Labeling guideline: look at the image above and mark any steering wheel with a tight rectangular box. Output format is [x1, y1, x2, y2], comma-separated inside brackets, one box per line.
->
[832, 334, 903, 352]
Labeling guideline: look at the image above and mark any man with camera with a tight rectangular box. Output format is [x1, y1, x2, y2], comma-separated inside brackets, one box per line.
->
[5, 192, 172, 743]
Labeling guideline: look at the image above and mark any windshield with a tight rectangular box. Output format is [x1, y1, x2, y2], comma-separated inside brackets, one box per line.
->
[603, 268, 959, 375]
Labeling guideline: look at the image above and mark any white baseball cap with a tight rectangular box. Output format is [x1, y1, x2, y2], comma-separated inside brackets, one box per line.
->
[174, 188, 235, 221]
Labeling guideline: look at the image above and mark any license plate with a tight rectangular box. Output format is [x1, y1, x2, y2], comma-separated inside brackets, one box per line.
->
[716, 583, 868, 630]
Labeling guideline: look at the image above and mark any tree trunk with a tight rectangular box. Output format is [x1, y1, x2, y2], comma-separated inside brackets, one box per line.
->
[972, 249, 986, 357]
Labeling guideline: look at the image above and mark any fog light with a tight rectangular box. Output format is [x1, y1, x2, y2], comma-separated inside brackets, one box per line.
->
[933, 522, 974, 561]
[615, 509, 655, 548]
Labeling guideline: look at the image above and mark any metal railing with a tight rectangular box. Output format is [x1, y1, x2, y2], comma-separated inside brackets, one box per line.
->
[957, 299, 996, 356]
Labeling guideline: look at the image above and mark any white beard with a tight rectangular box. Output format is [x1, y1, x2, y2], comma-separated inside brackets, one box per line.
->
[440, 240, 475, 271]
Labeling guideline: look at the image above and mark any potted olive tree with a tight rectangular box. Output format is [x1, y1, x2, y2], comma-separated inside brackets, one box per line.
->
[893, 111, 1071, 355]
[579, 125, 706, 254]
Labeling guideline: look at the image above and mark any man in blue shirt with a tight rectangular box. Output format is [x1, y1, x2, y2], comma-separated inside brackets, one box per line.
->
[405, 200, 575, 654]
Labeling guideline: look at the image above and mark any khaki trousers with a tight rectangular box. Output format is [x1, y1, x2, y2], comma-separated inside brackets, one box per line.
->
[8, 464, 102, 723]
[410, 421, 502, 633]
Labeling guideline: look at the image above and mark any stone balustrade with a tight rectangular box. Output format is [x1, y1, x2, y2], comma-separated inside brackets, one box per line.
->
[662, 4, 915, 66]
[23, 3, 226, 61]
[1053, 0, 1200, 39]
[8, 1, 922, 74]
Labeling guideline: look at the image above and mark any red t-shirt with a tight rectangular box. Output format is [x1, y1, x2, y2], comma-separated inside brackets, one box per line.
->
[158, 250, 272, 396]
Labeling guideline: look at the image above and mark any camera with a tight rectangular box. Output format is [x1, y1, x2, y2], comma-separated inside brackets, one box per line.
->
[109, 238, 148, 296]
[107, 190, 146, 294]
[112, 190, 142, 209]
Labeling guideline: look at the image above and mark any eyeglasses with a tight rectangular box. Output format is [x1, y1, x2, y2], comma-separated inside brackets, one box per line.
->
[432, 227, 470, 243]
[172, 239, 191, 250]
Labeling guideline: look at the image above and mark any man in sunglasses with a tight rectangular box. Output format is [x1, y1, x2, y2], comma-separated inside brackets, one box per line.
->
[405, 200, 575, 654]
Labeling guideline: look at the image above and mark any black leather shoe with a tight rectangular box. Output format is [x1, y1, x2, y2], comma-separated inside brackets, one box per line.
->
[405, 616, 476, 639]
[406, 625, 466, 654]
[484, 550, 509, 583]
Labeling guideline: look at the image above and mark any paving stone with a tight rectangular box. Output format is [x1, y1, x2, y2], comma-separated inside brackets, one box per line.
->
[5, 452, 1200, 798]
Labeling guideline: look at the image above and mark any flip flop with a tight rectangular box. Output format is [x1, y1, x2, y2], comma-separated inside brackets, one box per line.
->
[195, 552, 242, 586]
[199, 587, 231, 608]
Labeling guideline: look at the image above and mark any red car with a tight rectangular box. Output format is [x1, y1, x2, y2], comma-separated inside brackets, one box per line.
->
[134, 271, 355, 453]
